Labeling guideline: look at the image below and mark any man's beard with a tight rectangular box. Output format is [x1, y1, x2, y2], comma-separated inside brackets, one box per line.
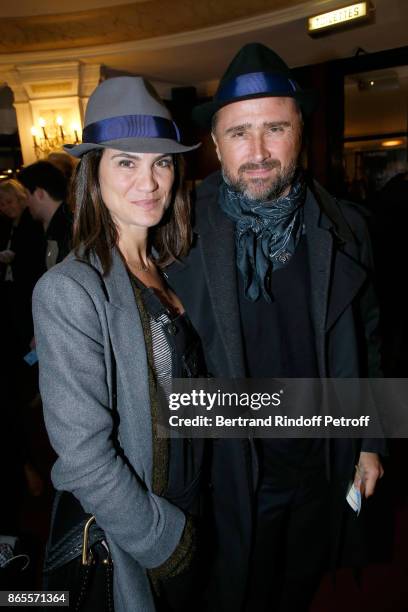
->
[222, 158, 298, 202]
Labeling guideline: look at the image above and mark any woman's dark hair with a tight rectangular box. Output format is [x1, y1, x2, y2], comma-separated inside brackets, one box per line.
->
[72, 149, 192, 275]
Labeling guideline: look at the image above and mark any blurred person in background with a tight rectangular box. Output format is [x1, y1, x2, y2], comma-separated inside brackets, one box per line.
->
[19, 161, 72, 269]
[0, 179, 45, 359]
[0, 180, 45, 576]
[47, 150, 79, 182]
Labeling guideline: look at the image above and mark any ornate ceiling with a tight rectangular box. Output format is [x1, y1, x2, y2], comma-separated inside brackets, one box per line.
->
[1, 0, 147, 18]
[0, 0, 306, 53]
[0, 0, 406, 96]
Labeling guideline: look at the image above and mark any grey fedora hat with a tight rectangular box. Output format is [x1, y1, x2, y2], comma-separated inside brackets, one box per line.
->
[65, 76, 200, 157]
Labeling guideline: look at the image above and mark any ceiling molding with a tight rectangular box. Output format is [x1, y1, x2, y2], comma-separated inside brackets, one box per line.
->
[0, 0, 341, 65]
[1, 0, 148, 19]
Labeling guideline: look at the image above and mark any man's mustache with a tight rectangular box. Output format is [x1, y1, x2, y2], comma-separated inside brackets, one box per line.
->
[238, 160, 281, 173]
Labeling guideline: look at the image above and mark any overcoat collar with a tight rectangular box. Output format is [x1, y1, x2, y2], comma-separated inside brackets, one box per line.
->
[88, 247, 134, 308]
[196, 174, 367, 378]
[307, 181, 368, 334]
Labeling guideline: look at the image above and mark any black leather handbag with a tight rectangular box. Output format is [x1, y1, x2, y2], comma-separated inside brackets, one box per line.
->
[43, 492, 114, 612]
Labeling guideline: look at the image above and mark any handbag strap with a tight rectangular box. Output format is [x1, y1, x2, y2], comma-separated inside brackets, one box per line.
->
[44, 492, 106, 573]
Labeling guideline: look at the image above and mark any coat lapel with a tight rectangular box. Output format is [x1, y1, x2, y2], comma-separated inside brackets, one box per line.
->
[198, 188, 246, 377]
[90, 249, 153, 483]
[304, 187, 333, 376]
[197, 185, 258, 487]
[326, 250, 368, 332]
[305, 183, 368, 376]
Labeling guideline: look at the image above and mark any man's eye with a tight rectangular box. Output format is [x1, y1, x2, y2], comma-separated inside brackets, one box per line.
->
[118, 159, 134, 168]
[269, 126, 284, 133]
[231, 131, 245, 138]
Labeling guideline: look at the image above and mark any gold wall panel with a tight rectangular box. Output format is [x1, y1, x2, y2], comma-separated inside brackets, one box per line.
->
[0, 0, 303, 53]
[30, 82, 73, 94]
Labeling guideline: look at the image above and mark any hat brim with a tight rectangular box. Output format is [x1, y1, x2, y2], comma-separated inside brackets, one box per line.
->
[192, 90, 318, 129]
[64, 137, 200, 158]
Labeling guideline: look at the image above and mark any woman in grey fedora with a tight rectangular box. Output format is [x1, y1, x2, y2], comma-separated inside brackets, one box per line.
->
[32, 76, 207, 612]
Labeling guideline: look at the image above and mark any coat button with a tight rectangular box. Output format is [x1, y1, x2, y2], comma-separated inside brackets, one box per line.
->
[167, 323, 177, 335]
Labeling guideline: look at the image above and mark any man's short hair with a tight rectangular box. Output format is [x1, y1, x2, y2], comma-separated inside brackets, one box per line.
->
[19, 161, 67, 202]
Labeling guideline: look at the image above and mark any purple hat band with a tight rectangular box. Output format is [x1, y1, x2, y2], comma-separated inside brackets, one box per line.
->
[216, 71, 298, 102]
[82, 114, 181, 144]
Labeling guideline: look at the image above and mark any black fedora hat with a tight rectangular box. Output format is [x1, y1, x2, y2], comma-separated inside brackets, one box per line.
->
[193, 43, 317, 128]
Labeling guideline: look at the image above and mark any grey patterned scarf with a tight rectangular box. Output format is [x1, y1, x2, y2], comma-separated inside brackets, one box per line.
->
[218, 174, 306, 302]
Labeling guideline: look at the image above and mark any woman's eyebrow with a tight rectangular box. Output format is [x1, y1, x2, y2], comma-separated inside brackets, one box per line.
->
[110, 153, 141, 160]
[110, 153, 172, 161]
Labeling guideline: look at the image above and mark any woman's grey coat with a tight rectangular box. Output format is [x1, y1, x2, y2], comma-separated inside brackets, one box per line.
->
[32, 248, 186, 612]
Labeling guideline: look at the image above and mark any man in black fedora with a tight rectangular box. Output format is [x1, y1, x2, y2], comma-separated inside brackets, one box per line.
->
[168, 43, 385, 611]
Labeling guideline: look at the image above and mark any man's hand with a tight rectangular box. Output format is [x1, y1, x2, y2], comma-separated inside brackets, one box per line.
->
[354, 451, 384, 498]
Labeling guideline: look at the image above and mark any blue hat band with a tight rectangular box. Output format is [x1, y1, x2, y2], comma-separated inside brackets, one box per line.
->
[216, 71, 298, 102]
[83, 114, 181, 144]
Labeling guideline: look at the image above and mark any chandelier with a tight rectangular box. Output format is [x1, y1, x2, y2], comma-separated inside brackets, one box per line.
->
[31, 116, 81, 159]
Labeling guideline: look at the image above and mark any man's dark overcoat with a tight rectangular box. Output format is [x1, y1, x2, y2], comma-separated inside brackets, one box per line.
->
[167, 171, 385, 611]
